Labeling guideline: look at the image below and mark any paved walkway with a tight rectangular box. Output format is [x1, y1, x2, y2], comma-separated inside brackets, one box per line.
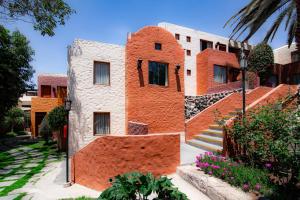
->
[181, 142, 205, 165]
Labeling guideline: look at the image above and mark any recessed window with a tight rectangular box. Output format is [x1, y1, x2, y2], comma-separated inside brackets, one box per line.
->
[187, 69, 191, 76]
[186, 36, 191, 42]
[214, 65, 227, 83]
[94, 61, 110, 85]
[41, 85, 51, 97]
[149, 61, 168, 86]
[218, 43, 227, 51]
[186, 50, 191, 56]
[175, 33, 180, 40]
[94, 112, 110, 135]
[200, 39, 213, 51]
[155, 43, 162, 50]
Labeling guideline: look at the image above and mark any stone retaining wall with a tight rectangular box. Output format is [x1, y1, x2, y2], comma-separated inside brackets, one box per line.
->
[185, 89, 241, 119]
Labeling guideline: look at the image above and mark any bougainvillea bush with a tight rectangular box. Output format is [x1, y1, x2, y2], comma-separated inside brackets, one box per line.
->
[196, 152, 274, 196]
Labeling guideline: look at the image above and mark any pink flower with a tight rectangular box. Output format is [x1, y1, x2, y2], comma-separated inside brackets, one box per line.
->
[255, 183, 261, 191]
[208, 171, 213, 175]
[265, 163, 272, 169]
[243, 183, 250, 192]
[212, 165, 220, 169]
[196, 155, 202, 161]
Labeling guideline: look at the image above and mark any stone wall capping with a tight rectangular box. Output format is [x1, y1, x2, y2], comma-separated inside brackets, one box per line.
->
[177, 165, 253, 200]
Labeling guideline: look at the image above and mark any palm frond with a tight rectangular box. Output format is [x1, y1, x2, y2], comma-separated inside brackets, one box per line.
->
[287, 15, 297, 46]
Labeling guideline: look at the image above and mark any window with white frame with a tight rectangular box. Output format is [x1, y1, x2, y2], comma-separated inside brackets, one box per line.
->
[94, 112, 110, 135]
[94, 61, 110, 85]
[214, 65, 227, 83]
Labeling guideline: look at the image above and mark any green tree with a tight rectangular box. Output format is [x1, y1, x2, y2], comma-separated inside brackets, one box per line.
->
[38, 115, 51, 143]
[0, 0, 74, 36]
[47, 105, 67, 131]
[4, 107, 24, 133]
[225, 0, 300, 50]
[248, 42, 274, 84]
[0, 25, 34, 123]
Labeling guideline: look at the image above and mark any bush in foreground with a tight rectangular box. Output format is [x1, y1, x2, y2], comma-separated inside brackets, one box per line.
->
[98, 172, 188, 200]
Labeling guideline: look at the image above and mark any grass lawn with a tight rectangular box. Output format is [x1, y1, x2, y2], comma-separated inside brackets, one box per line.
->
[0, 151, 14, 169]
[0, 141, 62, 197]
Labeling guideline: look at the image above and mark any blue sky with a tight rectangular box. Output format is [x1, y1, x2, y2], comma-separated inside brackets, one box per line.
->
[5, 0, 290, 85]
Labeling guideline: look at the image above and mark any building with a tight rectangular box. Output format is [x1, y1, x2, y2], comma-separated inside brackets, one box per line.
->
[18, 90, 38, 112]
[265, 43, 300, 87]
[68, 23, 250, 154]
[31, 74, 67, 137]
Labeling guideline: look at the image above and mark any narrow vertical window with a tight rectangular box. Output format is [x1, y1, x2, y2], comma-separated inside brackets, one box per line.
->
[94, 62, 110, 85]
[187, 69, 191, 76]
[175, 33, 180, 40]
[186, 50, 191, 56]
[94, 113, 110, 135]
[186, 36, 191, 42]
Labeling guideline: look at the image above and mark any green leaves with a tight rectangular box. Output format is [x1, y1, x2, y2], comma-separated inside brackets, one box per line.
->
[4, 107, 25, 132]
[98, 172, 188, 200]
[47, 105, 67, 131]
[1, 0, 74, 36]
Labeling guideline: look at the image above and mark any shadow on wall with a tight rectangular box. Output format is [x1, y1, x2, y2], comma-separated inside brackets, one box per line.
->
[138, 68, 144, 87]
[68, 43, 89, 156]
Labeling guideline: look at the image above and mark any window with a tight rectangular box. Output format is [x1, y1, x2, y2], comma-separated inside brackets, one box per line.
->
[94, 113, 110, 135]
[155, 43, 162, 50]
[218, 43, 227, 51]
[291, 51, 300, 63]
[187, 69, 191, 76]
[57, 86, 67, 99]
[214, 65, 227, 83]
[200, 39, 213, 51]
[186, 50, 191, 56]
[186, 36, 191, 42]
[94, 62, 110, 85]
[175, 33, 180, 40]
[41, 85, 51, 97]
[149, 61, 168, 86]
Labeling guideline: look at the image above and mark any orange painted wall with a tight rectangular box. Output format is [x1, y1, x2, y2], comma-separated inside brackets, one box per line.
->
[197, 49, 240, 95]
[31, 97, 62, 137]
[186, 87, 272, 140]
[125, 26, 185, 133]
[71, 133, 180, 190]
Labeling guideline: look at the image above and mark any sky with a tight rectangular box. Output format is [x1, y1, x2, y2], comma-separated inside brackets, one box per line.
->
[4, 0, 290, 85]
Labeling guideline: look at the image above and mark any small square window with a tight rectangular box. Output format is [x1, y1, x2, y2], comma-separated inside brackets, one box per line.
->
[186, 50, 191, 56]
[186, 36, 191, 42]
[155, 43, 162, 50]
[175, 33, 180, 40]
[218, 43, 227, 52]
[187, 69, 191, 76]
[94, 112, 110, 135]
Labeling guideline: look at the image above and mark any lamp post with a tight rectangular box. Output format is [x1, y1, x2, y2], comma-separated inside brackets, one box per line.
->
[240, 46, 248, 117]
[64, 97, 72, 186]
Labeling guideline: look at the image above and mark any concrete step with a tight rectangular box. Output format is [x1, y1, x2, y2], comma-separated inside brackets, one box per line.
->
[201, 129, 223, 138]
[194, 134, 223, 146]
[187, 139, 222, 153]
[209, 124, 223, 131]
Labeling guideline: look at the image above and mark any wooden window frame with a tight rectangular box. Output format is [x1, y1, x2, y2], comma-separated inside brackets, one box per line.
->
[93, 112, 111, 135]
[93, 61, 111, 85]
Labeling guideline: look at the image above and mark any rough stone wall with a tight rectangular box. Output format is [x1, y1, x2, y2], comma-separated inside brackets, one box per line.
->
[126, 26, 185, 134]
[197, 49, 240, 95]
[38, 74, 67, 97]
[158, 22, 239, 96]
[68, 39, 125, 155]
[185, 89, 241, 119]
[186, 87, 273, 140]
[71, 133, 180, 190]
[31, 97, 61, 137]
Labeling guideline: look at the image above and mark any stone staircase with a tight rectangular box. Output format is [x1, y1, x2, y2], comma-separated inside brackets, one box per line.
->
[187, 110, 241, 153]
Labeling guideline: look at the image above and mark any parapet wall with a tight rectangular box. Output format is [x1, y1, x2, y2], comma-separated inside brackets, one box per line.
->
[71, 133, 180, 190]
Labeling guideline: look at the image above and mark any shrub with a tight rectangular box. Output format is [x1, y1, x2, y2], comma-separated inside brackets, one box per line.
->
[48, 105, 67, 131]
[98, 172, 188, 200]
[38, 115, 51, 143]
[4, 107, 24, 133]
[196, 152, 273, 195]
[230, 104, 300, 184]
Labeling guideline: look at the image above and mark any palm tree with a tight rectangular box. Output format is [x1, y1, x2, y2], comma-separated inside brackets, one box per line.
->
[4, 107, 24, 133]
[225, 0, 299, 50]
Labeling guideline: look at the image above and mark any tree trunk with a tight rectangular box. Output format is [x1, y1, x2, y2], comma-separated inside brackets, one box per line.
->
[296, 0, 300, 52]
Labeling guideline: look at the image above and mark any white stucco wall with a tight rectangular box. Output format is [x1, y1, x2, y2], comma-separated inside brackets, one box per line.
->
[158, 22, 241, 96]
[273, 43, 296, 65]
[68, 39, 125, 154]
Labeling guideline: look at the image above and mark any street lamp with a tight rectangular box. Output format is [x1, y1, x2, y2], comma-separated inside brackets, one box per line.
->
[240, 46, 248, 117]
[64, 97, 72, 187]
